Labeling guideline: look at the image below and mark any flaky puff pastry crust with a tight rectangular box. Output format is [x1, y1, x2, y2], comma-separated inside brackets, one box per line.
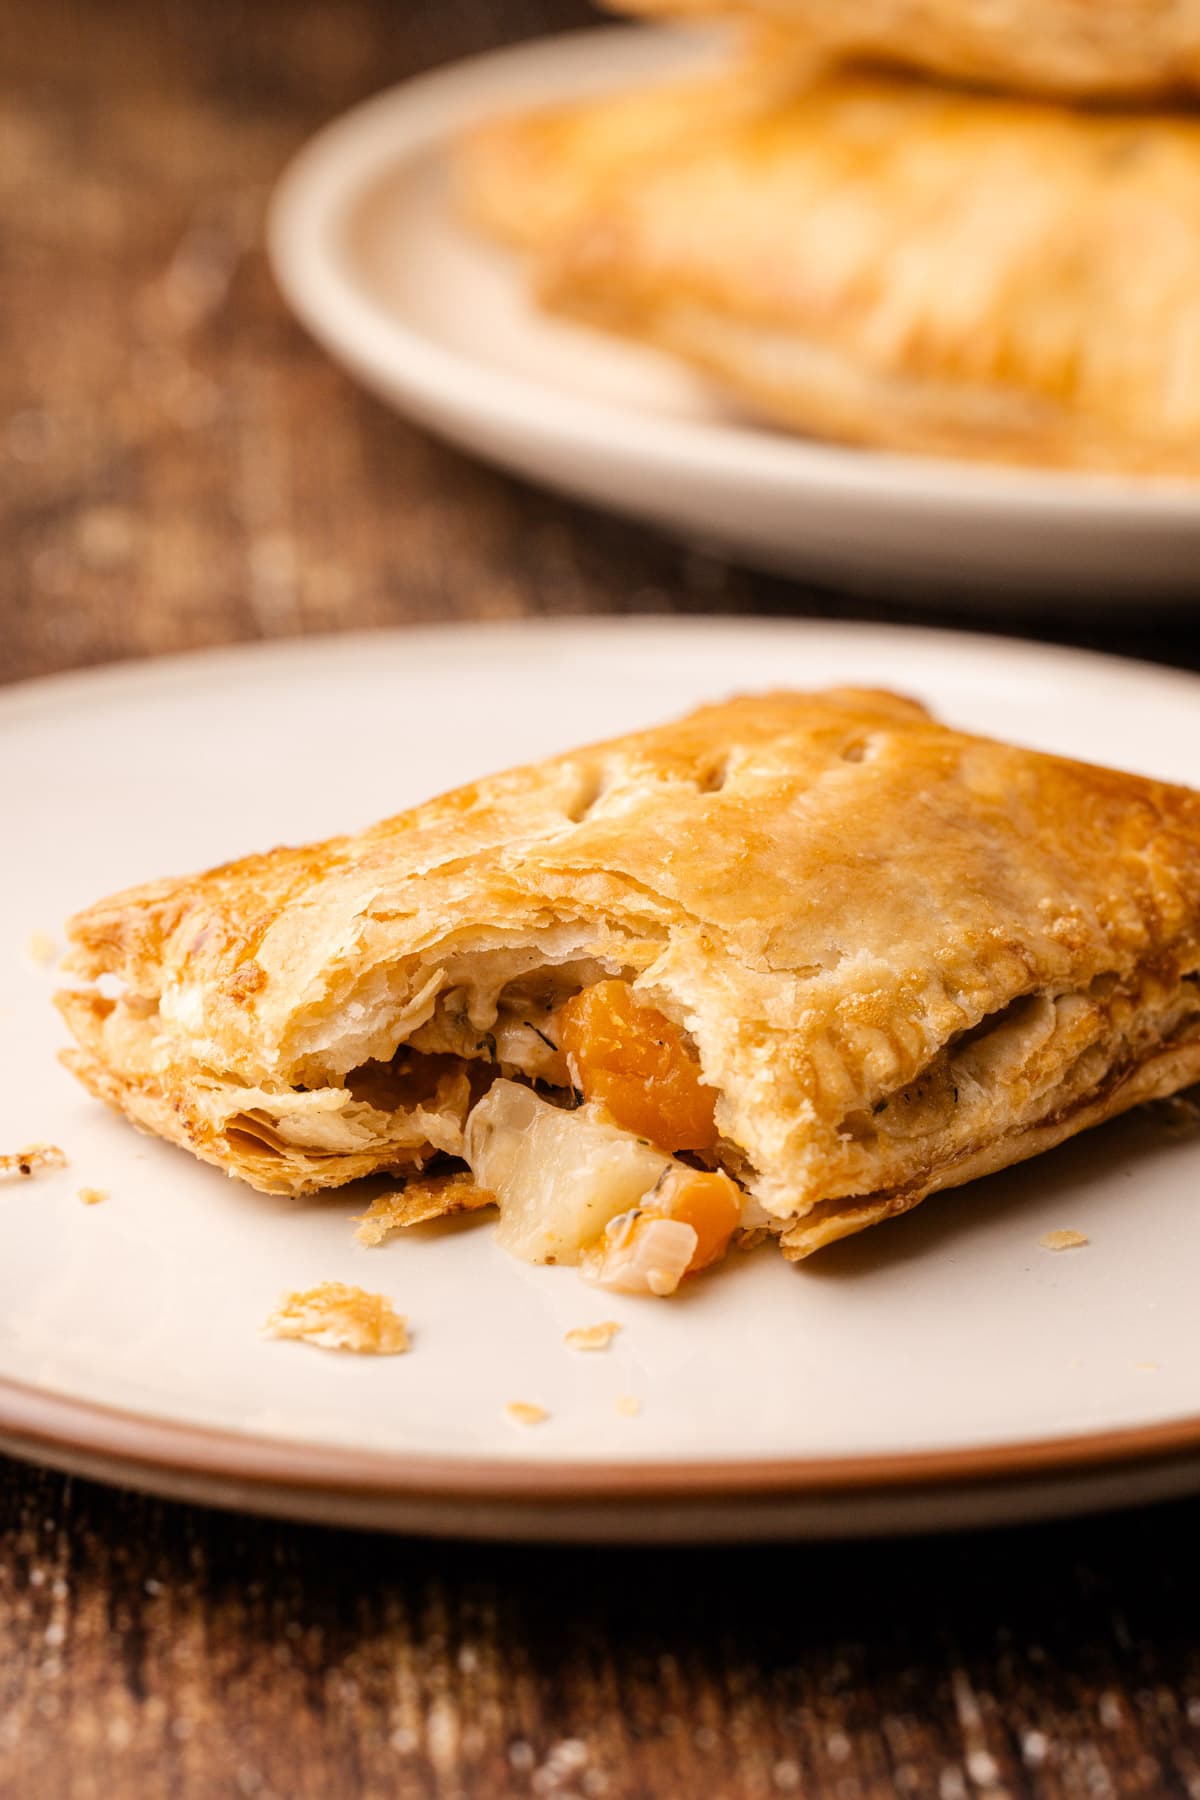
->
[606, 0, 1200, 99]
[461, 71, 1200, 476]
[58, 690, 1200, 1257]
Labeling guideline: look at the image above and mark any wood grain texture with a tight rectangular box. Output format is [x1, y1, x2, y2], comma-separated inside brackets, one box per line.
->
[6, 1460, 1200, 1800]
[4, 1, 1200, 1795]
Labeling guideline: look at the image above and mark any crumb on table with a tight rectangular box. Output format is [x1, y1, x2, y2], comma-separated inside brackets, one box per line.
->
[505, 1401, 548, 1427]
[263, 1282, 409, 1354]
[1039, 1229, 1089, 1252]
[564, 1321, 621, 1352]
[77, 1186, 108, 1206]
[615, 1395, 641, 1418]
[1, 1143, 68, 1180]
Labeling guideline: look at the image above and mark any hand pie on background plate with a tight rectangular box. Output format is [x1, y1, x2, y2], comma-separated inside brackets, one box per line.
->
[460, 70, 1200, 476]
[605, 0, 1200, 98]
[58, 690, 1200, 1294]
[457, 58, 779, 251]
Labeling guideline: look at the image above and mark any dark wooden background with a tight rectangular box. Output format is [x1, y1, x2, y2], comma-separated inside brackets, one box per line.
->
[4, 2, 1200, 1795]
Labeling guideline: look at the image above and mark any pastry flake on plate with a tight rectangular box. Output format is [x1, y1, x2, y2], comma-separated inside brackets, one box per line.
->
[58, 690, 1200, 1289]
[1, 1143, 68, 1180]
[465, 71, 1200, 476]
[264, 1282, 409, 1354]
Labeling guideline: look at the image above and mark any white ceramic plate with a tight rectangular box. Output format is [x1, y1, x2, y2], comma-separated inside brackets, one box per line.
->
[5, 619, 1200, 1540]
[267, 27, 1200, 602]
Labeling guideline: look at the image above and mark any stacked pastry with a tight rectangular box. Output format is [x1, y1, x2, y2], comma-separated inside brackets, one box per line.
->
[457, 1, 1200, 475]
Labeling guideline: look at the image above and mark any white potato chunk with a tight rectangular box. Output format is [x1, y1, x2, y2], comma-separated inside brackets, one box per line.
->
[463, 1080, 671, 1264]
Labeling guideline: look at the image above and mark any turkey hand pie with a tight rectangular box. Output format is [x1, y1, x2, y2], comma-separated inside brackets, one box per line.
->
[460, 71, 1200, 475]
[606, 0, 1200, 100]
[58, 690, 1200, 1293]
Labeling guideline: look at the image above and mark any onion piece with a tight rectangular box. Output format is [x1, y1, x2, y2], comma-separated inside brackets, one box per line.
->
[580, 1214, 699, 1297]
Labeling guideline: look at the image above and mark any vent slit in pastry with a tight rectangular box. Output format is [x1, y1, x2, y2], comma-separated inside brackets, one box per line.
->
[56, 689, 1200, 1294]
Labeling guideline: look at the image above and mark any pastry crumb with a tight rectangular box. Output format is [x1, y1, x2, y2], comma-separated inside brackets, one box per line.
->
[564, 1321, 621, 1352]
[264, 1282, 409, 1354]
[1039, 1229, 1089, 1251]
[77, 1186, 108, 1206]
[26, 930, 57, 967]
[1135, 1361, 1161, 1372]
[1, 1143, 68, 1180]
[615, 1395, 641, 1418]
[353, 1171, 495, 1246]
[505, 1401, 548, 1426]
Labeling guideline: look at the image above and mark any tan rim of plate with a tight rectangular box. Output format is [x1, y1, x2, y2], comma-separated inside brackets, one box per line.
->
[4, 1371, 1200, 1505]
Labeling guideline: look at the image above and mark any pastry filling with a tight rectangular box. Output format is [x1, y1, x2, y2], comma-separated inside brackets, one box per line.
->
[465, 1080, 741, 1291]
[306, 970, 745, 1295]
[454, 979, 742, 1296]
[347, 965, 1200, 1288]
[85, 956, 1200, 1294]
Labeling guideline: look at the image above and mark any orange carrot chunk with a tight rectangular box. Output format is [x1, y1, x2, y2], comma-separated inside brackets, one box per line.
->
[651, 1166, 743, 1271]
[558, 979, 718, 1153]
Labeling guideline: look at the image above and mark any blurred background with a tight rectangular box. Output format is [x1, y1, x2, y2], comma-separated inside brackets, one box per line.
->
[5, 0, 1198, 695]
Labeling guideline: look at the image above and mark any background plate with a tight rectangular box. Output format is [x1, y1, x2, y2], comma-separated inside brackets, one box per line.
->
[4, 618, 1200, 1539]
[267, 27, 1200, 602]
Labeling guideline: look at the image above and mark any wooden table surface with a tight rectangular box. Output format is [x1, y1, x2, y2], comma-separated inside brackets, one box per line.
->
[4, 3, 1200, 1795]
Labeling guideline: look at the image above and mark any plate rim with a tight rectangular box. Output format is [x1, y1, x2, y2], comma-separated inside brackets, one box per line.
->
[6, 615, 1200, 1519]
[266, 21, 1200, 524]
[8, 613, 1200, 718]
[6, 1367, 1200, 1505]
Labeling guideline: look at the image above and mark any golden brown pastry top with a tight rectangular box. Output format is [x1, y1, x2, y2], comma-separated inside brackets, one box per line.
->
[64, 688, 1200, 1221]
